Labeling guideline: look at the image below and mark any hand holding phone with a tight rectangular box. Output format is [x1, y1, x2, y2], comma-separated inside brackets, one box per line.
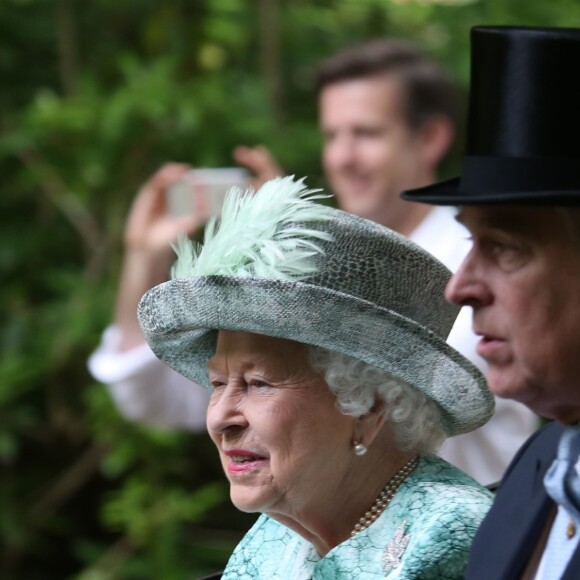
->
[166, 167, 250, 219]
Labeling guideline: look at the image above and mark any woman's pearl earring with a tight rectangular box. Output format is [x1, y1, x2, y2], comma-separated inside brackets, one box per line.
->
[353, 441, 367, 456]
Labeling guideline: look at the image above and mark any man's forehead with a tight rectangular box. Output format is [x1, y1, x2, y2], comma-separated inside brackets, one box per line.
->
[454, 205, 546, 235]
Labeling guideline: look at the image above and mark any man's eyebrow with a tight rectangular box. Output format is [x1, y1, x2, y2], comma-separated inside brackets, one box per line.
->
[454, 209, 531, 234]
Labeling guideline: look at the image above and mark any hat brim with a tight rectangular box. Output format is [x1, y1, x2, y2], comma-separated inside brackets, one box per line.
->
[402, 177, 580, 206]
[138, 276, 494, 437]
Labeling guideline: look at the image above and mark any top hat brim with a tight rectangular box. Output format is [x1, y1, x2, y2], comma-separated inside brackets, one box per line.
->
[402, 177, 580, 206]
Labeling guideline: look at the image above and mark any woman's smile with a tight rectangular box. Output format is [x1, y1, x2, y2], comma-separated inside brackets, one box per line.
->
[225, 449, 269, 475]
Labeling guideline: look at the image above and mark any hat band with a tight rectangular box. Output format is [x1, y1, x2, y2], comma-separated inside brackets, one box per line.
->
[460, 156, 580, 195]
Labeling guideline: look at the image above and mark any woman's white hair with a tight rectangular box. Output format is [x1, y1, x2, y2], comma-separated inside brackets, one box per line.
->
[308, 346, 446, 454]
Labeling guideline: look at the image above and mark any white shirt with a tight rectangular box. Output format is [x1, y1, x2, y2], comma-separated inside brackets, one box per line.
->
[534, 457, 580, 579]
[88, 326, 210, 431]
[88, 206, 538, 485]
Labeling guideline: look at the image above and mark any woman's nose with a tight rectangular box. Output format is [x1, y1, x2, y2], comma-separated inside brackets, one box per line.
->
[206, 384, 248, 434]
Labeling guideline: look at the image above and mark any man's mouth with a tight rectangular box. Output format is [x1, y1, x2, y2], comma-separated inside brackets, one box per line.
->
[476, 334, 509, 362]
[341, 176, 371, 194]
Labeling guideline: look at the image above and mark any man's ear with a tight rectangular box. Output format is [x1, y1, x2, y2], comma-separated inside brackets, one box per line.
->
[418, 115, 454, 170]
[354, 398, 387, 448]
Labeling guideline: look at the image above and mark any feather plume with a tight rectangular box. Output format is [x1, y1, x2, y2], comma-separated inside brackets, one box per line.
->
[171, 176, 334, 281]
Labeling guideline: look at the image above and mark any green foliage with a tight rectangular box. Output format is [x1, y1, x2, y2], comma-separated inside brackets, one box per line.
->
[2, 0, 580, 577]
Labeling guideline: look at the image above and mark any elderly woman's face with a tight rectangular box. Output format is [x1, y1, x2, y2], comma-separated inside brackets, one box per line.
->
[207, 330, 355, 516]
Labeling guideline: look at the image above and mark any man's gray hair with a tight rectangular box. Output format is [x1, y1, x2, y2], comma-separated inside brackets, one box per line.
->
[309, 346, 446, 454]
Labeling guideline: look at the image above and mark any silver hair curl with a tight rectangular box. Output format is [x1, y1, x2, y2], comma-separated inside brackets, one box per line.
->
[308, 346, 446, 454]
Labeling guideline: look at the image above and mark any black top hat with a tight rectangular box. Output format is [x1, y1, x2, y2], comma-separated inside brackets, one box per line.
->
[402, 26, 580, 205]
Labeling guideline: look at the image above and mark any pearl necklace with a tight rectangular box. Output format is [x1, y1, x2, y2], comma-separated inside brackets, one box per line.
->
[351, 456, 419, 537]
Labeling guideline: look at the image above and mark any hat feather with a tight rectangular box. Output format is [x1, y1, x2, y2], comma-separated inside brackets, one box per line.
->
[171, 176, 334, 281]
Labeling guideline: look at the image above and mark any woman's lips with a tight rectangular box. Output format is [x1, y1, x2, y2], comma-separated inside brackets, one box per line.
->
[224, 450, 268, 475]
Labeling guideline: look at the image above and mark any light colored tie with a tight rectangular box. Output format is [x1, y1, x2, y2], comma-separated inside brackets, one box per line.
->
[541, 425, 580, 579]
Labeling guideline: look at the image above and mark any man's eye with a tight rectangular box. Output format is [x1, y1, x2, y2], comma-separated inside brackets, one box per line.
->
[488, 240, 528, 270]
[491, 241, 510, 254]
[210, 379, 226, 389]
[492, 239, 522, 256]
[483, 237, 514, 255]
[356, 128, 384, 138]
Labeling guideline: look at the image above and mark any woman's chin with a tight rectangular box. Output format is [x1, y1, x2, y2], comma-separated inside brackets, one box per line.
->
[229, 486, 272, 514]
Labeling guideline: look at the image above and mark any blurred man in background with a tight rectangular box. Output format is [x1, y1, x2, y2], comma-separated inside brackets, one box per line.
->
[89, 38, 537, 486]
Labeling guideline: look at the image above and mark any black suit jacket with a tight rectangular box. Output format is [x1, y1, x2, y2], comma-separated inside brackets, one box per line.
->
[466, 421, 580, 579]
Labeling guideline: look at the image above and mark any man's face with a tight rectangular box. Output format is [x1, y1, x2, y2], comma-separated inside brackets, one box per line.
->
[446, 205, 580, 423]
[319, 75, 426, 224]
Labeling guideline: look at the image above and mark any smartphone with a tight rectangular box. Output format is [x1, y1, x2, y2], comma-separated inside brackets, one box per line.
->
[166, 167, 251, 219]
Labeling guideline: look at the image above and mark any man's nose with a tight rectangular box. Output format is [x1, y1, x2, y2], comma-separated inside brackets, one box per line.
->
[326, 134, 356, 168]
[445, 253, 493, 309]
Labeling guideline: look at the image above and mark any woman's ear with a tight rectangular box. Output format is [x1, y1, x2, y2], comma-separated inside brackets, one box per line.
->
[355, 398, 387, 448]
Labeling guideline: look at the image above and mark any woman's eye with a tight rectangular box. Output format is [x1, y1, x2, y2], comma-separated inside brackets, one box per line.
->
[249, 379, 272, 390]
[210, 379, 226, 389]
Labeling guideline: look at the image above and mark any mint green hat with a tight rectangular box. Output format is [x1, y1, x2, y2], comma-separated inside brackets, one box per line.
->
[137, 176, 493, 437]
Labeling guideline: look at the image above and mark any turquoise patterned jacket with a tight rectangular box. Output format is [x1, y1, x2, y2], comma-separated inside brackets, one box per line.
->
[221, 455, 493, 579]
